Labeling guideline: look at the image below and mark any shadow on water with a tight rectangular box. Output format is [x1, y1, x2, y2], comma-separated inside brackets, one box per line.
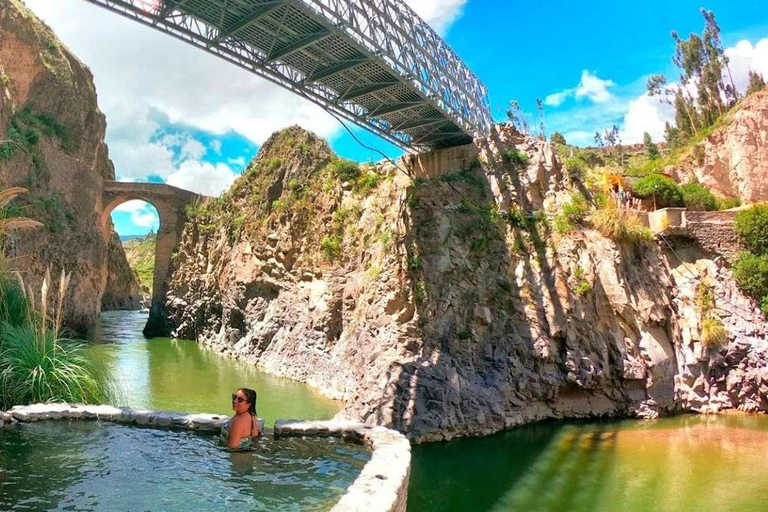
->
[407, 421, 564, 512]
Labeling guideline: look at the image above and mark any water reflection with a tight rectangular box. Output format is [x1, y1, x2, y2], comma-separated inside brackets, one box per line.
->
[410, 415, 768, 512]
[86, 311, 341, 422]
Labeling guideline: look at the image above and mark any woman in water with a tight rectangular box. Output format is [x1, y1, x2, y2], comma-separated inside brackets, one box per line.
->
[221, 388, 261, 450]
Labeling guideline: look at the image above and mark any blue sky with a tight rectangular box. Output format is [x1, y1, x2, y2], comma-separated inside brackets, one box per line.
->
[25, 0, 768, 236]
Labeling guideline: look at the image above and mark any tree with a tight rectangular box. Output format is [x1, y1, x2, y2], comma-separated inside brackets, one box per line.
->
[604, 125, 624, 166]
[536, 98, 546, 140]
[551, 132, 567, 145]
[664, 122, 681, 149]
[747, 70, 767, 96]
[643, 132, 660, 160]
[594, 132, 604, 148]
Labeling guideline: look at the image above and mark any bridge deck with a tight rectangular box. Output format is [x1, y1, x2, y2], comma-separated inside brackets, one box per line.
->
[83, 0, 492, 151]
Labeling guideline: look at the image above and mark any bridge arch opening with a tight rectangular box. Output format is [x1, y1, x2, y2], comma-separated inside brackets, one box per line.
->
[105, 199, 162, 309]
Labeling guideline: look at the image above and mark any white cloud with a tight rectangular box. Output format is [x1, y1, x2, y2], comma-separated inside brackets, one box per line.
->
[404, 0, 467, 35]
[180, 138, 206, 160]
[167, 161, 238, 197]
[113, 200, 158, 228]
[210, 140, 222, 154]
[620, 93, 675, 143]
[725, 39, 768, 93]
[576, 70, 616, 103]
[545, 70, 616, 108]
[227, 156, 247, 167]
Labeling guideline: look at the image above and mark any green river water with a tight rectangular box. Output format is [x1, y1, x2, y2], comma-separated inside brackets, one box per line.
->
[3, 311, 768, 511]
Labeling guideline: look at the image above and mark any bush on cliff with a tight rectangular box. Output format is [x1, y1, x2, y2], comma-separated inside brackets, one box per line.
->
[632, 174, 684, 208]
[681, 183, 718, 211]
[701, 317, 728, 349]
[732, 252, 768, 314]
[734, 204, 768, 255]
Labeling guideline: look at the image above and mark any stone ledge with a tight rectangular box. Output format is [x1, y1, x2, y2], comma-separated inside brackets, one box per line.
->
[2, 403, 228, 432]
[275, 420, 411, 512]
[1, 406, 411, 512]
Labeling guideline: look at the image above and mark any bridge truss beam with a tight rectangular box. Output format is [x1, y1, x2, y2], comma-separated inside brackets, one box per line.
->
[82, 0, 492, 152]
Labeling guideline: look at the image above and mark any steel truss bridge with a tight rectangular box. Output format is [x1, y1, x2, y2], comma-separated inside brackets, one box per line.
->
[83, 0, 492, 151]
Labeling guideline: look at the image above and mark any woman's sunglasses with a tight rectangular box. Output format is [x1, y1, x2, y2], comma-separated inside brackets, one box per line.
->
[231, 394, 248, 404]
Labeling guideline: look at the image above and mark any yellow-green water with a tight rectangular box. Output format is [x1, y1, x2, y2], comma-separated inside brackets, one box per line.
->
[409, 414, 768, 512]
[86, 311, 341, 423]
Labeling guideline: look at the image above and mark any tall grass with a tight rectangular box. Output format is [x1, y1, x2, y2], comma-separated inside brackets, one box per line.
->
[589, 205, 653, 244]
[0, 269, 115, 410]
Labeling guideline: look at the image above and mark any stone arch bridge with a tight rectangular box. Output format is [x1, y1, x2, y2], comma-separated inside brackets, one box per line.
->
[102, 181, 204, 337]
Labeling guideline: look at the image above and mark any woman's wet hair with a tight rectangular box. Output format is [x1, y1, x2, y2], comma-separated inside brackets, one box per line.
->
[238, 388, 257, 416]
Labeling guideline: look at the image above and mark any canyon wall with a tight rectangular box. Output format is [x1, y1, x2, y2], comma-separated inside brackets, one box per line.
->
[670, 91, 768, 203]
[166, 125, 768, 442]
[0, 0, 138, 329]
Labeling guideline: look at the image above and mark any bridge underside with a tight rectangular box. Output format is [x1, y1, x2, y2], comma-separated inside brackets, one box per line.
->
[83, 0, 491, 152]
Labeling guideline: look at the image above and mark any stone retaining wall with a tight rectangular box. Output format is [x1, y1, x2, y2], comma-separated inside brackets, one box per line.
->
[0, 405, 411, 512]
[275, 420, 411, 512]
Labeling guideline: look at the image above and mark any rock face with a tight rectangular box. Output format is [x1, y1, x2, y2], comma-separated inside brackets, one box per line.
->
[167, 124, 768, 442]
[102, 231, 141, 311]
[0, 0, 138, 329]
[670, 91, 768, 203]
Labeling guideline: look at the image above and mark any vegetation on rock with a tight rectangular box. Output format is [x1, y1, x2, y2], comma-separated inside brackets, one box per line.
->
[123, 233, 156, 294]
[681, 183, 718, 211]
[632, 174, 684, 208]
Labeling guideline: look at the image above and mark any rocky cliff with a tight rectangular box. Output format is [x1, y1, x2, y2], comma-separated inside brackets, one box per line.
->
[0, 0, 138, 329]
[670, 91, 768, 203]
[101, 231, 141, 311]
[166, 125, 768, 442]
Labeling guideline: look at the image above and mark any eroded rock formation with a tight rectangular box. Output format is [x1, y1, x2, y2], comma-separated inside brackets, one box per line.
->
[0, 0, 138, 329]
[166, 125, 768, 442]
[670, 91, 768, 203]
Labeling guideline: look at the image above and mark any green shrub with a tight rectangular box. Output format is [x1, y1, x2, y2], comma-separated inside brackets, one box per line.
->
[718, 198, 741, 210]
[0, 274, 29, 326]
[732, 252, 768, 303]
[554, 193, 588, 234]
[681, 183, 718, 211]
[701, 317, 728, 349]
[321, 235, 342, 260]
[734, 204, 768, 255]
[632, 174, 683, 208]
[328, 159, 361, 182]
[505, 149, 529, 168]
[355, 172, 384, 194]
[590, 206, 653, 244]
[564, 157, 587, 182]
[574, 281, 592, 296]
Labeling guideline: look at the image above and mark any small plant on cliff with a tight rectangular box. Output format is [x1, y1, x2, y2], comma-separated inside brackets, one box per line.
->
[554, 193, 588, 234]
[701, 317, 728, 349]
[681, 183, 718, 211]
[327, 159, 361, 182]
[505, 149, 529, 169]
[734, 204, 768, 255]
[320, 234, 342, 261]
[632, 174, 684, 209]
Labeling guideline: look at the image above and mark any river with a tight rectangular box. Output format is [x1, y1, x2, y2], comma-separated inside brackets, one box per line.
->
[87, 311, 768, 512]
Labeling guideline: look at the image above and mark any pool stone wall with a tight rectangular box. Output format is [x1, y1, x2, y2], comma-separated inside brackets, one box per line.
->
[0, 405, 411, 512]
[275, 420, 411, 512]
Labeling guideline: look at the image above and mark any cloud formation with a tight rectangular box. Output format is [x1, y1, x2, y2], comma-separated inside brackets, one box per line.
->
[405, 0, 468, 35]
[545, 70, 616, 107]
[113, 200, 159, 229]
